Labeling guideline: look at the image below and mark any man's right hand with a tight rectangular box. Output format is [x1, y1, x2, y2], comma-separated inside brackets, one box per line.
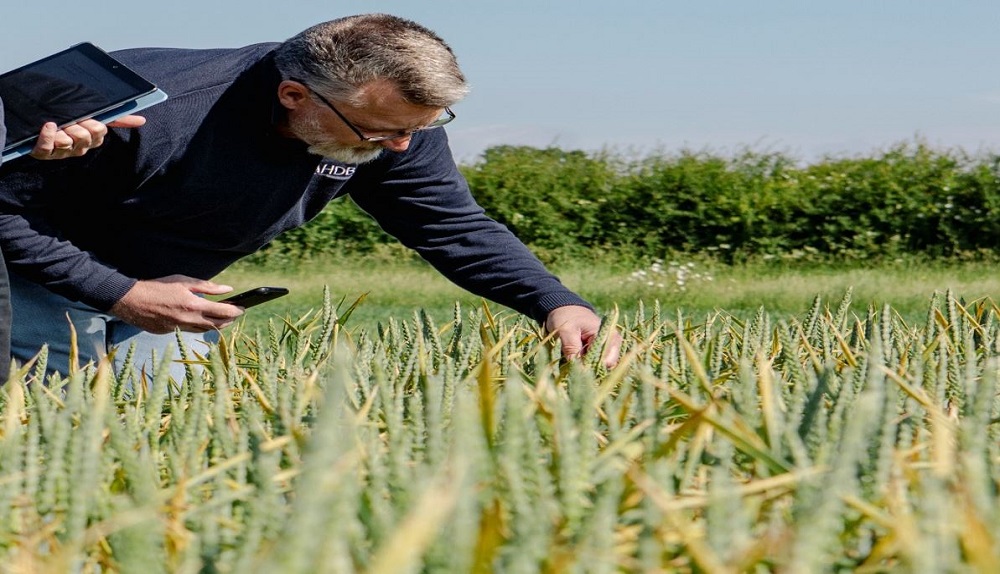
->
[109, 275, 245, 334]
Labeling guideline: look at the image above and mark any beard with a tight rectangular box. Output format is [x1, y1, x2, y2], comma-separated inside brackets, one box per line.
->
[289, 111, 384, 165]
[309, 141, 384, 165]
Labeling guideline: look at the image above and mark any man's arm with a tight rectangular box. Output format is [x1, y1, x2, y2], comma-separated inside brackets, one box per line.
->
[0, 163, 243, 332]
[349, 130, 621, 366]
[0, 135, 147, 309]
[349, 131, 586, 319]
[0, 165, 140, 310]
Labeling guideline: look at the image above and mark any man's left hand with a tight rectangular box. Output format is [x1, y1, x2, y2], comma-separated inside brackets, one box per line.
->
[544, 305, 622, 368]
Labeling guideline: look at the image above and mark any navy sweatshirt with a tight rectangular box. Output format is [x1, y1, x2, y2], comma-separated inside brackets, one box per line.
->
[0, 43, 591, 322]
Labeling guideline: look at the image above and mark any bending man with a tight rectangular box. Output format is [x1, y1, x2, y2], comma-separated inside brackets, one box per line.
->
[0, 14, 621, 380]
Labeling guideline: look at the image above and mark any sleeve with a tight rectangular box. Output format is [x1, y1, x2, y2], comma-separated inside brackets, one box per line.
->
[348, 129, 592, 323]
[0, 151, 137, 311]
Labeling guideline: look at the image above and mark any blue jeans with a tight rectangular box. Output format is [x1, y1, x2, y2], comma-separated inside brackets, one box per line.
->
[9, 272, 218, 382]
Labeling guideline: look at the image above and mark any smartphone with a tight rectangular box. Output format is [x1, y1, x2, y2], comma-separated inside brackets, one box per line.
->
[219, 287, 289, 308]
[0, 41, 167, 161]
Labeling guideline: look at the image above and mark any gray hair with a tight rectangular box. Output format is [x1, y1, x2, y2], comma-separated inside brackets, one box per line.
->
[274, 14, 469, 108]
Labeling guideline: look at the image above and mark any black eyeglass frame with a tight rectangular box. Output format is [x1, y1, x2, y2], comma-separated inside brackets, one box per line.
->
[290, 78, 456, 143]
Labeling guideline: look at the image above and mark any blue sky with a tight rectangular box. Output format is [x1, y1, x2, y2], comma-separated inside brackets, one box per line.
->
[3, 1, 999, 163]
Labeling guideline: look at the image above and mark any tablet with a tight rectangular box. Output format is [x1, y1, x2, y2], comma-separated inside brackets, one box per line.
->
[0, 42, 167, 162]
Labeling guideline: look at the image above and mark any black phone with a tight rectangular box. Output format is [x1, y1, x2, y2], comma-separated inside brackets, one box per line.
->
[219, 287, 289, 308]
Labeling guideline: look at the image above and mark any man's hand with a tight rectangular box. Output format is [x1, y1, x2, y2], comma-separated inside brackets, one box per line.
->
[544, 305, 622, 368]
[30, 115, 147, 160]
[109, 275, 245, 334]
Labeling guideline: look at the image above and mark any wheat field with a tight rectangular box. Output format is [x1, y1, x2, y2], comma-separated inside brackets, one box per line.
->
[0, 288, 998, 572]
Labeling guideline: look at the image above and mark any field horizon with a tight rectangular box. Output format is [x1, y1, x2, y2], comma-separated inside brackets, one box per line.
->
[215, 255, 1000, 333]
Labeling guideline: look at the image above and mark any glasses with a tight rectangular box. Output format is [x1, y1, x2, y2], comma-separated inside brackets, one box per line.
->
[293, 79, 456, 143]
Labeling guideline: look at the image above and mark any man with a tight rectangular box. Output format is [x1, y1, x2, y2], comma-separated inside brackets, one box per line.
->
[0, 14, 622, 380]
[0, 95, 146, 380]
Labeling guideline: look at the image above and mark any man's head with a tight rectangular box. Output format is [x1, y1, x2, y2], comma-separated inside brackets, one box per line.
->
[274, 14, 469, 164]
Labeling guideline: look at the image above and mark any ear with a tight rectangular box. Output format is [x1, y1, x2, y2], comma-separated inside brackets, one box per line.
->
[277, 80, 310, 110]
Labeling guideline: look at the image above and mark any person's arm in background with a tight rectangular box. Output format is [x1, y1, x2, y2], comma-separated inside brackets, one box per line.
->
[0, 98, 5, 161]
[28, 116, 146, 160]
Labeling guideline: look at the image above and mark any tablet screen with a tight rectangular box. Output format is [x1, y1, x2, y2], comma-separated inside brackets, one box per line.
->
[0, 42, 157, 151]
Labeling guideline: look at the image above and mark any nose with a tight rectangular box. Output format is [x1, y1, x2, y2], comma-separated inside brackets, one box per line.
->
[379, 135, 412, 152]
